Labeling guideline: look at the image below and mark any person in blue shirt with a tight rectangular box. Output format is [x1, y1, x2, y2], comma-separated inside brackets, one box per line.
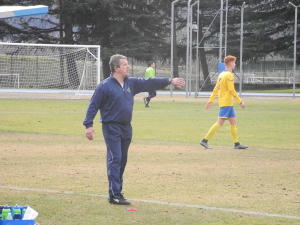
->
[83, 54, 185, 205]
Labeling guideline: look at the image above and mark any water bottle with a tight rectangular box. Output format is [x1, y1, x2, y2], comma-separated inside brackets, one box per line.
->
[22, 207, 27, 218]
[0, 205, 3, 220]
[13, 207, 22, 219]
[2, 207, 12, 220]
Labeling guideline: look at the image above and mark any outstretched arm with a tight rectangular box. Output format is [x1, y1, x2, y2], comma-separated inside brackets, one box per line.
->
[131, 77, 185, 95]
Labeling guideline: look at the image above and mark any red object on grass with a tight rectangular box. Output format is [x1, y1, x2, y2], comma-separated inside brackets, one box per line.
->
[127, 208, 137, 212]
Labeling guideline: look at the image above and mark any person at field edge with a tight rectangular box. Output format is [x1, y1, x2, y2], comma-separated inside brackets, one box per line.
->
[143, 61, 156, 107]
[200, 55, 248, 150]
[83, 54, 185, 205]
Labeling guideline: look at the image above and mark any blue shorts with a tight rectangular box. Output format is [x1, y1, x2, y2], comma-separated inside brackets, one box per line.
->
[219, 106, 236, 118]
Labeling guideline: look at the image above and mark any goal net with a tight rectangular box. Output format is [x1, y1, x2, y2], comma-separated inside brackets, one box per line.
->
[0, 42, 101, 93]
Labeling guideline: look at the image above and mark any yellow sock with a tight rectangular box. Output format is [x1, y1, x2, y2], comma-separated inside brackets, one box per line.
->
[204, 122, 221, 140]
[230, 125, 239, 143]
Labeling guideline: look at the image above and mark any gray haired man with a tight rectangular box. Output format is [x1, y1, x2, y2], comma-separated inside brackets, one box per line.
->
[83, 54, 185, 205]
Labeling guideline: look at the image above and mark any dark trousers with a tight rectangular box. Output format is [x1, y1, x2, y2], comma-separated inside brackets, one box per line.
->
[102, 123, 132, 198]
[146, 90, 157, 102]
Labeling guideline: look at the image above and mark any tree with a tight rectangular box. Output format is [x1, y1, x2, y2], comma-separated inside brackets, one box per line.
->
[214, 0, 299, 63]
[0, 0, 171, 78]
[1, 0, 298, 83]
[171, 0, 299, 89]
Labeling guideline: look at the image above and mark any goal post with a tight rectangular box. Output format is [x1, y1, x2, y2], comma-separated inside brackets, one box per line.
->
[0, 42, 101, 93]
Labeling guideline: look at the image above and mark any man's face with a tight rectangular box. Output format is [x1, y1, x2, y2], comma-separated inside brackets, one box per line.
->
[116, 58, 130, 78]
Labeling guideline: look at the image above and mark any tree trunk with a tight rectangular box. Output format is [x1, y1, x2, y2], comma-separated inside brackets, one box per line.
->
[199, 47, 211, 89]
[102, 56, 111, 79]
[172, 9, 179, 78]
[198, 19, 211, 89]
[63, 12, 80, 88]
[59, 0, 64, 88]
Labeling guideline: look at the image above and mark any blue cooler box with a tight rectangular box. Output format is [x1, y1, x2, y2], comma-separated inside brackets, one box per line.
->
[0, 221, 35, 225]
[0, 206, 35, 225]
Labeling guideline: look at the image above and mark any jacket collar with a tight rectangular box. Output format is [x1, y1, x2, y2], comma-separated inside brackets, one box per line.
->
[110, 75, 128, 86]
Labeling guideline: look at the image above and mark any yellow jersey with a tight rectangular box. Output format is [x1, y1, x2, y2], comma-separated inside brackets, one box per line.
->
[208, 71, 242, 107]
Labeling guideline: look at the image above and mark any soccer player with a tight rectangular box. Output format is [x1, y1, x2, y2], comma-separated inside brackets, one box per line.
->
[83, 54, 185, 205]
[200, 55, 248, 150]
[143, 62, 156, 107]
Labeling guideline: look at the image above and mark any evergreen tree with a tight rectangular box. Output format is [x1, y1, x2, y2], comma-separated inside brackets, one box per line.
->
[1, 0, 298, 81]
[171, 0, 299, 87]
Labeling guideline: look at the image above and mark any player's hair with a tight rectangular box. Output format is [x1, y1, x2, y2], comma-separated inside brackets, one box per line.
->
[147, 61, 154, 67]
[109, 54, 127, 73]
[224, 55, 237, 65]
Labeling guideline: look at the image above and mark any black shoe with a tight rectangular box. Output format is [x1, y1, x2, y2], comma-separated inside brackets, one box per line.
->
[144, 97, 149, 108]
[200, 139, 211, 149]
[119, 193, 127, 200]
[234, 142, 248, 149]
[109, 194, 131, 205]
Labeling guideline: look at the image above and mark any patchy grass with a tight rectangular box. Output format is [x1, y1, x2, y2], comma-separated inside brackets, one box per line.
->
[0, 97, 300, 224]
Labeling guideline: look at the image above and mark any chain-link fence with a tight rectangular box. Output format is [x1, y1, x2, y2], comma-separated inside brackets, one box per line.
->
[126, 56, 299, 96]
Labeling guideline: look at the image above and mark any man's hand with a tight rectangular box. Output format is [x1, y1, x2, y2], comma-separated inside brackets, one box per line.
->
[205, 102, 213, 110]
[171, 78, 185, 88]
[86, 127, 95, 141]
[240, 101, 245, 109]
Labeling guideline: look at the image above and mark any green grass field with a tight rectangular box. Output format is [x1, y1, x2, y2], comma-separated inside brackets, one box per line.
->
[249, 88, 300, 93]
[0, 96, 300, 225]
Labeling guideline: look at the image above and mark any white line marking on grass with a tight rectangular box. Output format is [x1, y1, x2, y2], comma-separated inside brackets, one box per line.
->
[1, 185, 300, 220]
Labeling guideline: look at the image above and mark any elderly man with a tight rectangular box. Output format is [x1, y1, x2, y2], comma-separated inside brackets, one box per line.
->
[83, 54, 185, 205]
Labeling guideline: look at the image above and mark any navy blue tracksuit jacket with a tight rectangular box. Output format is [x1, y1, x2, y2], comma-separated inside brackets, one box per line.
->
[83, 76, 170, 198]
